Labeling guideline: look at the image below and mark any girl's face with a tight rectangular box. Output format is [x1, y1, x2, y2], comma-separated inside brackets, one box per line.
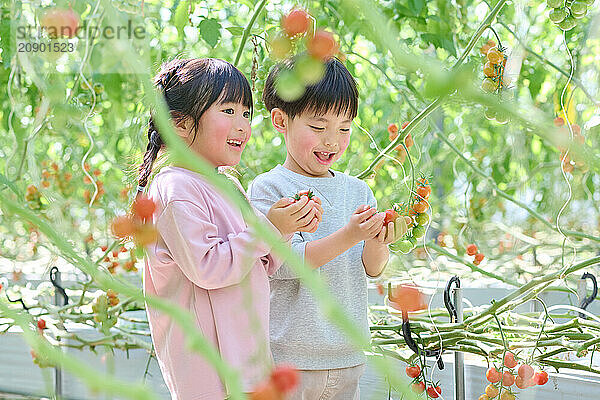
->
[177, 100, 251, 167]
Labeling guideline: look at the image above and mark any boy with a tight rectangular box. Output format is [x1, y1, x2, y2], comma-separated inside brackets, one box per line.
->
[249, 57, 409, 399]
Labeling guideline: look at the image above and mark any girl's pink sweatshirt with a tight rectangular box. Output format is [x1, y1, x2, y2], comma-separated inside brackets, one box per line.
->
[143, 166, 286, 399]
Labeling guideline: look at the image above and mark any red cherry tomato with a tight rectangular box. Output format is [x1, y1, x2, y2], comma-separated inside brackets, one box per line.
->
[518, 364, 534, 381]
[281, 9, 310, 37]
[270, 364, 299, 394]
[383, 209, 398, 226]
[427, 386, 441, 398]
[502, 371, 515, 386]
[405, 365, 421, 378]
[533, 370, 548, 385]
[486, 367, 501, 383]
[504, 352, 518, 368]
[411, 382, 425, 393]
[466, 244, 478, 256]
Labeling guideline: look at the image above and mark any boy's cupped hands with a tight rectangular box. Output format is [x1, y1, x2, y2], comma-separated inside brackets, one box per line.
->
[267, 195, 323, 236]
[373, 215, 412, 245]
[344, 205, 411, 245]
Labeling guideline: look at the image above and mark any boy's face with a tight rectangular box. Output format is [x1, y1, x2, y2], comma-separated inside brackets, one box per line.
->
[274, 109, 352, 178]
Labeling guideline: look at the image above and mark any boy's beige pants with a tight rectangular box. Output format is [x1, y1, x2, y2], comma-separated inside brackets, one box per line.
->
[288, 364, 365, 400]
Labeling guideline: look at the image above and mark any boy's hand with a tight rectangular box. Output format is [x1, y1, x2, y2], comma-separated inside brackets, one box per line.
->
[343, 205, 385, 243]
[266, 196, 323, 236]
[373, 216, 412, 245]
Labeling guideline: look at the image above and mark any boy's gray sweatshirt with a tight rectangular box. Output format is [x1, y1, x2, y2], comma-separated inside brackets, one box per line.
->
[248, 165, 376, 370]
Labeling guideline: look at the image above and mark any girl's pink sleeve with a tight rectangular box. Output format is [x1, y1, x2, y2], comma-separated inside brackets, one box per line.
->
[156, 199, 275, 290]
[253, 210, 293, 276]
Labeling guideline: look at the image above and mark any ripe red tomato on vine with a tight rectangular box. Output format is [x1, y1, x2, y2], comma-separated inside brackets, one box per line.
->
[281, 9, 310, 37]
[383, 209, 398, 226]
[293, 189, 314, 201]
[411, 381, 425, 393]
[504, 352, 518, 368]
[426, 385, 441, 398]
[405, 364, 421, 378]
[307, 30, 338, 61]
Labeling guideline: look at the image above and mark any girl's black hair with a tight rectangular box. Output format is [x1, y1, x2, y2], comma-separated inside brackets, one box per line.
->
[138, 58, 253, 190]
[262, 56, 358, 120]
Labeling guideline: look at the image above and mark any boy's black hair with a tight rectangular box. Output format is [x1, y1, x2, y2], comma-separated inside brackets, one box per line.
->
[138, 58, 252, 189]
[262, 56, 358, 120]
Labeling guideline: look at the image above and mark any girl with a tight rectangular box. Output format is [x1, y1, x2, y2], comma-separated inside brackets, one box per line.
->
[138, 58, 322, 399]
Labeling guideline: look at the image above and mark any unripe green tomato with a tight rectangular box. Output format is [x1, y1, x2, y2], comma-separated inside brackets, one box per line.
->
[294, 56, 326, 86]
[570, 1, 588, 16]
[484, 107, 496, 120]
[495, 111, 509, 125]
[275, 70, 305, 102]
[270, 33, 292, 59]
[397, 240, 413, 253]
[559, 16, 577, 30]
[412, 225, 426, 239]
[481, 78, 497, 93]
[549, 8, 567, 23]
[415, 213, 429, 225]
[547, 0, 562, 7]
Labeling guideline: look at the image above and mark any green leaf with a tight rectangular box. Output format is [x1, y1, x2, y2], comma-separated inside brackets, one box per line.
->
[226, 26, 244, 36]
[173, 1, 189, 36]
[408, 0, 426, 15]
[0, 173, 19, 195]
[199, 18, 222, 48]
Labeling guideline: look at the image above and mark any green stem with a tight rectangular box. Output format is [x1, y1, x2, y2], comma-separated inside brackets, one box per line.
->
[497, 21, 598, 106]
[354, 0, 509, 179]
[233, 0, 267, 67]
[433, 127, 600, 243]
[425, 242, 519, 285]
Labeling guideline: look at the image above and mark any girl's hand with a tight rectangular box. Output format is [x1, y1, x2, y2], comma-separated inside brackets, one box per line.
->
[267, 196, 322, 236]
[374, 216, 412, 245]
[343, 205, 385, 243]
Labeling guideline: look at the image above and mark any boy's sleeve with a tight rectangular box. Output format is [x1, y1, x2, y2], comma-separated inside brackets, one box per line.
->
[156, 199, 276, 290]
[268, 232, 306, 280]
[366, 181, 377, 209]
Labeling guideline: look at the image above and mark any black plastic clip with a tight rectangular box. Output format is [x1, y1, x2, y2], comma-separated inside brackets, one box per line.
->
[401, 314, 444, 370]
[444, 276, 461, 323]
[50, 266, 69, 306]
[579, 272, 597, 318]
[5, 292, 30, 311]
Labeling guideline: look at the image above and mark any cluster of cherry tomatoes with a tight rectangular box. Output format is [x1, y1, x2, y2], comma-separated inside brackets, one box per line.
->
[81, 163, 106, 205]
[480, 352, 549, 400]
[554, 117, 587, 174]
[98, 245, 137, 274]
[388, 176, 431, 253]
[250, 364, 299, 400]
[387, 122, 414, 163]
[547, 0, 594, 31]
[30, 318, 51, 367]
[480, 40, 511, 124]
[110, 194, 158, 247]
[92, 290, 119, 334]
[25, 184, 43, 210]
[40, 161, 74, 197]
[467, 243, 485, 265]
[405, 364, 442, 398]
[271, 9, 341, 101]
